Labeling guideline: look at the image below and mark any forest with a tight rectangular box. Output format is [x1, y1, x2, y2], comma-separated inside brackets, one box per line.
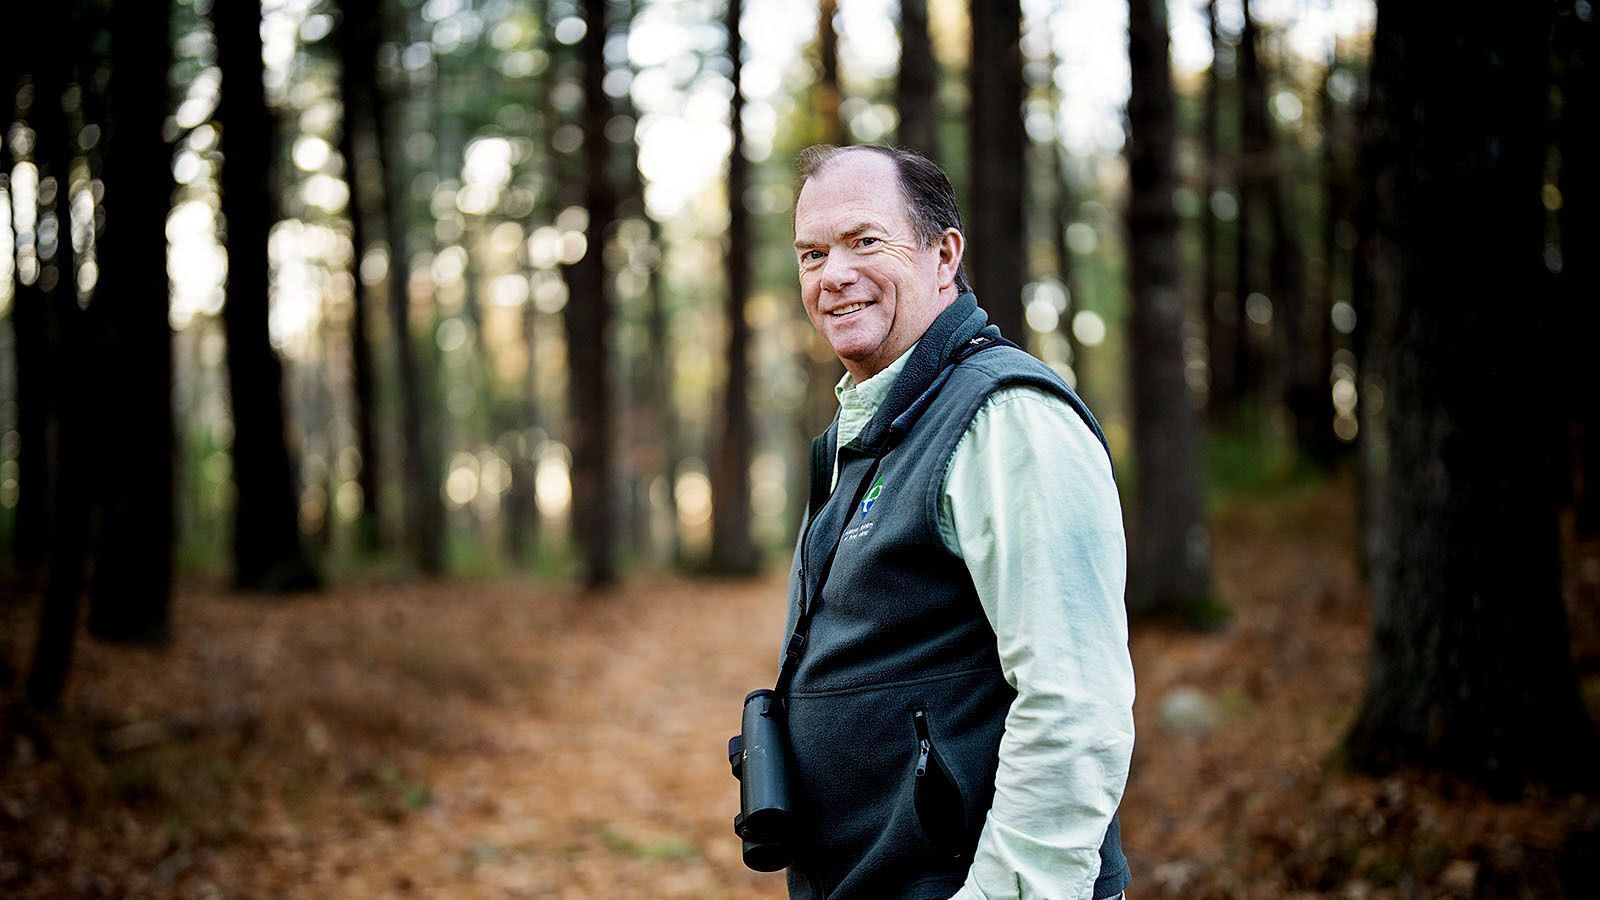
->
[1, 0, 1597, 896]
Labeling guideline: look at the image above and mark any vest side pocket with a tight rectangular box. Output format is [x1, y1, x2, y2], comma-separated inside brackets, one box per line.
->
[911, 707, 970, 859]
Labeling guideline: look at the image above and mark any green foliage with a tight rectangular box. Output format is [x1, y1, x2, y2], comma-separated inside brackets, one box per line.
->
[1180, 594, 1234, 631]
[1204, 406, 1322, 502]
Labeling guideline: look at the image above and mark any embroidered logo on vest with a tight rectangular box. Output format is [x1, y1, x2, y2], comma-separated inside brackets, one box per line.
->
[859, 475, 884, 521]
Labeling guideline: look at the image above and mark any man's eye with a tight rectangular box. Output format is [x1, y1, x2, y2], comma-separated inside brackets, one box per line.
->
[803, 250, 826, 262]
[858, 237, 879, 247]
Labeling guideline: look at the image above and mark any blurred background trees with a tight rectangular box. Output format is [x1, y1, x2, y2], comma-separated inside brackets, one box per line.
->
[1341, 0, 1599, 791]
[0, 0, 1594, 793]
[1125, 0, 1210, 619]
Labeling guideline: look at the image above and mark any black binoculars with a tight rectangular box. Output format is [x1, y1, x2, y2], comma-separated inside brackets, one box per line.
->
[728, 688, 795, 871]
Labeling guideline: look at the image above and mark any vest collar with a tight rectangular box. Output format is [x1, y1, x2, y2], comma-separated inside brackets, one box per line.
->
[848, 292, 995, 454]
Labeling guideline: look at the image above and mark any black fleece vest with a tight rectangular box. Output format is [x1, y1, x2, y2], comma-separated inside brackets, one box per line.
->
[779, 295, 1130, 900]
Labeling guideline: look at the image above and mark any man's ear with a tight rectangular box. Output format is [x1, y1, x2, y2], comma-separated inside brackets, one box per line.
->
[936, 228, 965, 291]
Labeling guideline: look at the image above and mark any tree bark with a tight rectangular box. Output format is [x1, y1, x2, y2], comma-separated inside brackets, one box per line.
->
[1313, 52, 1346, 458]
[564, 0, 618, 587]
[1201, 0, 1236, 421]
[1261, 29, 1321, 463]
[616, 0, 677, 565]
[1125, 0, 1212, 618]
[505, 299, 541, 562]
[896, 0, 939, 161]
[643, 237, 680, 563]
[0, 64, 12, 634]
[816, 0, 844, 147]
[1343, 0, 1598, 792]
[711, 0, 757, 574]
[24, 4, 91, 708]
[508, 0, 562, 566]
[968, 0, 1027, 343]
[214, 0, 319, 591]
[367, 0, 445, 575]
[1558, 1, 1598, 534]
[87, 0, 176, 644]
[335, 0, 385, 556]
[10, 67, 50, 588]
[1045, 30, 1084, 397]
[1230, 0, 1266, 413]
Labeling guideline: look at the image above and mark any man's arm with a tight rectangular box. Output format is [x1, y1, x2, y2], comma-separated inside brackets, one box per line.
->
[938, 385, 1135, 900]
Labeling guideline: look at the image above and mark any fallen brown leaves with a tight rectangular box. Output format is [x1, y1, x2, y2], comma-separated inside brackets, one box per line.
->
[2, 575, 790, 898]
[1122, 483, 1600, 899]
[1, 480, 1597, 898]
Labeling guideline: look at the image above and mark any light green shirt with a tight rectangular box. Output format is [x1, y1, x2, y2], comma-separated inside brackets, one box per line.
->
[833, 346, 1135, 900]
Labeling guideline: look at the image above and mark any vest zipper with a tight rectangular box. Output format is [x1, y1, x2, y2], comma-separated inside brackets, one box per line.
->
[912, 706, 967, 860]
[913, 708, 932, 777]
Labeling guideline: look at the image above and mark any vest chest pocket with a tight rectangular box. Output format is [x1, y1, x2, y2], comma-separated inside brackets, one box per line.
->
[911, 707, 970, 859]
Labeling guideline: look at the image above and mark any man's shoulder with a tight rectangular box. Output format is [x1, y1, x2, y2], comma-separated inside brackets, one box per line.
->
[954, 343, 1064, 383]
[947, 347, 1113, 461]
[938, 346, 1066, 407]
[948, 347, 1104, 444]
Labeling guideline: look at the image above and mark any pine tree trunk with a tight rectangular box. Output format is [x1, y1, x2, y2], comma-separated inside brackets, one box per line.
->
[1350, 52, 1383, 579]
[564, 0, 618, 587]
[1259, 26, 1320, 463]
[335, 0, 385, 556]
[1050, 145, 1085, 392]
[644, 245, 679, 562]
[1558, 2, 1598, 534]
[505, 299, 541, 563]
[367, 0, 445, 575]
[508, 0, 561, 566]
[1201, 0, 1236, 422]
[213, 0, 319, 591]
[0, 62, 12, 606]
[87, 0, 176, 644]
[1231, 0, 1266, 413]
[10, 63, 50, 587]
[1313, 55, 1345, 458]
[1045, 30, 1085, 397]
[24, 6, 90, 708]
[1343, 0, 1598, 792]
[711, 0, 757, 574]
[616, 0, 676, 565]
[816, 0, 843, 147]
[968, 0, 1027, 343]
[896, 0, 939, 161]
[1125, 0, 1212, 618]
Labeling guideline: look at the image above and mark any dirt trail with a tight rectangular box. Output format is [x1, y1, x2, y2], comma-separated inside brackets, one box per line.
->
[260, 576, 794, 899]
[4, 576, 795, 899]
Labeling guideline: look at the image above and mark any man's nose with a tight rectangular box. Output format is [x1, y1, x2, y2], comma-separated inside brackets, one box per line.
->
[820, 251, 856, 293]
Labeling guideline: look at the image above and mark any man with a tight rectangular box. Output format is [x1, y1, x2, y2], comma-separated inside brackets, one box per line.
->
[773, 144, 1133, 900]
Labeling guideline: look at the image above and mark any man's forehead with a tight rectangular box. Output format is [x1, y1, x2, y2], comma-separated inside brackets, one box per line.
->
[795, 150, 909, 234]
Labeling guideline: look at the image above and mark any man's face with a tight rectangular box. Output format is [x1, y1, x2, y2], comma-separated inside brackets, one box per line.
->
[793, 151, 957, 382]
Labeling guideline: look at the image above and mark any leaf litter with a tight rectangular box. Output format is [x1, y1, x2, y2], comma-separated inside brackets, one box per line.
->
[2, 480, 1597, 898]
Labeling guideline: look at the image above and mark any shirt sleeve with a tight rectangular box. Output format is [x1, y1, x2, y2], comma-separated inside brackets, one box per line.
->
[937, 385, 1135, 900]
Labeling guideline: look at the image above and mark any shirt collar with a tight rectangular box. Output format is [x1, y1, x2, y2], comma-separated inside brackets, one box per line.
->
[835, 343, 918, 418]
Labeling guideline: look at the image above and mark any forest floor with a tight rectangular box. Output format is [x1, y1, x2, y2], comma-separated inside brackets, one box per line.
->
[2, 479, 1599, 899]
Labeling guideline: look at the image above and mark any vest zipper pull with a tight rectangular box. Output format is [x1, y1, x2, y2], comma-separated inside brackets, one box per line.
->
[913, 708, 933, 776]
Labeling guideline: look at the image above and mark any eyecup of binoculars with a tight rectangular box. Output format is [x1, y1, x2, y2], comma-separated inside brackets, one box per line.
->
[742, 837, 790, 872]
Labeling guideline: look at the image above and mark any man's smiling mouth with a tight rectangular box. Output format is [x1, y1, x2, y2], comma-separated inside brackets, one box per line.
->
[830, 302, 872, 317]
